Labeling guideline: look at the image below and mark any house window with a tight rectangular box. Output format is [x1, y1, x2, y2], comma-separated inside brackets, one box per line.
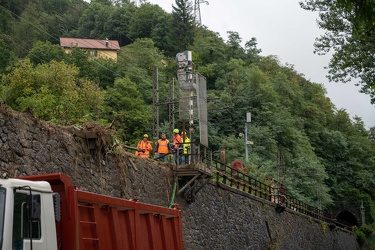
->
[89, 50, 98, 57]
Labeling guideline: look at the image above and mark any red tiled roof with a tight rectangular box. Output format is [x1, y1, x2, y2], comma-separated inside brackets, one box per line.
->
[60, 38, 120, 50]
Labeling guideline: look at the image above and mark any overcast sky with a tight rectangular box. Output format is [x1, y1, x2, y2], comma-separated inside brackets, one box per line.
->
[147, 0, 375, 128]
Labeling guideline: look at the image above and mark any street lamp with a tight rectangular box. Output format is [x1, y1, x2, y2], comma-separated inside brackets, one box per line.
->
[245, 112, 251, 162]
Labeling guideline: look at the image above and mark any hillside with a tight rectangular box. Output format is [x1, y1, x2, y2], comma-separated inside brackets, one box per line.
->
[0, 0, 375, 243]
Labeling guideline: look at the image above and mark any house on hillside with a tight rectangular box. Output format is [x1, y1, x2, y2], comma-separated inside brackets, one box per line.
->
[60, 38, 120, 62]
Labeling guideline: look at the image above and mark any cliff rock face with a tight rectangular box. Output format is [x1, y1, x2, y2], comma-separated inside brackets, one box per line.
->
[0, 104, 358, 250]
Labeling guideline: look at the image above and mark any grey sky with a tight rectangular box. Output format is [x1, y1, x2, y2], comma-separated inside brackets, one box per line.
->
[147, 0, 375, 128]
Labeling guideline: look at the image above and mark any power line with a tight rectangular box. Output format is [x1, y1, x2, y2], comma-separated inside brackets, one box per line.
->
[0, 4, 126, 79]
[2, 1, 189, 141]
[0, 2, 172, 97]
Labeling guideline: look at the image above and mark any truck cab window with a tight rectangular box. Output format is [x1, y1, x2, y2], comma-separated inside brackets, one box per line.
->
[0, 188, 5, 250]
[12, 193, 41, 250]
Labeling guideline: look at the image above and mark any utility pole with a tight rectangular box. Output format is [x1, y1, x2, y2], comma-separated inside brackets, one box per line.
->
[245, 112, 251, 162]
[168, 78, 175, 139]
[194, 0, 209, 25]
[152, 67, 159, 142]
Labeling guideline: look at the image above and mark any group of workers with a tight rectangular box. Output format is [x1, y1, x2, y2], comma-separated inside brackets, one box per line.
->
[134, 129, 191, 164]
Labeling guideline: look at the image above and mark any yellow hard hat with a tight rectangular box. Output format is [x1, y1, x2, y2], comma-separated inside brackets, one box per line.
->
[173, 129, 179, 133]
[181, 131, 187, 135]
[143, 134, 148, 138]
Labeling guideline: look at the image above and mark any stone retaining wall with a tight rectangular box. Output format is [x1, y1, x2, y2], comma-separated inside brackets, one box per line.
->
[177, 183, 357, 249]
[0, 104, 358, 250]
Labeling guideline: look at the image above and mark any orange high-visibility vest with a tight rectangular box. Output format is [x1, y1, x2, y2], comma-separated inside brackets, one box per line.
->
[157, 139, 169, 154]
[174, 134, 182, 149]
[135, 140, 152, 158]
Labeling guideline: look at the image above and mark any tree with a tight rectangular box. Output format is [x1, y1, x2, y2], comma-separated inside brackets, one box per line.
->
[188, 27, 227, 89]
[102, 77, 151, 144]
[64, 47, 93, 79]
[60, 0, 88, 38]
[150, 12, 173, 54]
[0, 60, 103, 124]
[244, 37, 262, 64]
[2, 0, 375, 223]
[28, 41, 66, 65]
[189, 28, 227, 65]
[104, 3, 137, 45]
[89, 58, 119, 89]
[226, 31, 244, 59]
[0, 5, 13, 35]
[91, 0, 113, 5]
[42, 0, 88, 42]
[0, 0, 29, 17]
[299, 78, 334, 132]
[128, 3, 167, 41]
[0, 39, 17, 74]
[77, 1, 114, 38]
[116, 38, 165, 103]
[300, 0, 375, 104]
[60, 47, 118, 89]
[334, 0, 375, 28]
[164, 0, 195, 56]
[10, 3, 51, 57]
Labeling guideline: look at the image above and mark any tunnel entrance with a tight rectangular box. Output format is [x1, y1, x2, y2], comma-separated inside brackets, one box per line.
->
[336, 210, 359, 227]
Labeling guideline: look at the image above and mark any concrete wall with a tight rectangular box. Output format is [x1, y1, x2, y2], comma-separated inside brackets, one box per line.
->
[0, 104, 358, 250]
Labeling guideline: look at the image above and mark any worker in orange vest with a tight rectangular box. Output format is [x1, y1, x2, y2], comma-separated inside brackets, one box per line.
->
[154, 133, 171, 162]
[173, 129, 183, 164]
[135, 134, 153, 158]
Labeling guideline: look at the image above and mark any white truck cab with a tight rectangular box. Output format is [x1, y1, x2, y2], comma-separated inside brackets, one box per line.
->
[0, 177, 58, 250]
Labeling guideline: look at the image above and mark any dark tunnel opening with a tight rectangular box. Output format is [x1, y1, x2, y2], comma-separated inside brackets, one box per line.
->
[336, 210, 358, 227]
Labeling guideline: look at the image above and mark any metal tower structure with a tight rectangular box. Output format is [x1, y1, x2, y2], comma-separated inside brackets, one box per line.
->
[133, 0, 146, 7]
[152, 73, 178, 143]
[176, 51, 208, 147]
[194, 0, 209, 25]
[152, 51, 208, 150]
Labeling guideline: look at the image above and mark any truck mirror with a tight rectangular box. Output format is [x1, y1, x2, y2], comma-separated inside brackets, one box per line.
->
[27, 194, 41, 220]
[53, 193, 61, 221]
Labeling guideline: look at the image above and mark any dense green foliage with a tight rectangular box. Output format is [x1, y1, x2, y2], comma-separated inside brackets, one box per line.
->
[0, 0, 375, 238]
[300, 0, 375, 104]
[1, 59, 103, 124]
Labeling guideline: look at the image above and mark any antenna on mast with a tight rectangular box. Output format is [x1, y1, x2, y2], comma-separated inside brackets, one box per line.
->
[194, 0, 209, 25]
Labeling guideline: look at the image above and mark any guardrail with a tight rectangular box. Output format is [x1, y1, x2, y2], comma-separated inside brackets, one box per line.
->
[211, 158, 273, 201]
[168, 142, 212, 166]
[170, 143, 350, 229]
[207, 157, 349, 228]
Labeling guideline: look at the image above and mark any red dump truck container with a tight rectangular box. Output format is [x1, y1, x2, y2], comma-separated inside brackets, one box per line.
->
[0, 173, 183, 250]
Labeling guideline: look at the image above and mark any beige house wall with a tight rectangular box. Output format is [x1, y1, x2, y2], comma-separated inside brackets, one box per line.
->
[97, 50, 117, 61]
[62, 48, 118, 62]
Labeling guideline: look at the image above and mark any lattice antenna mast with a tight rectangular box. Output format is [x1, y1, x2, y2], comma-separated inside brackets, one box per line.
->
[194, 0, 209, 25]
[133, 0, 146, 7]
